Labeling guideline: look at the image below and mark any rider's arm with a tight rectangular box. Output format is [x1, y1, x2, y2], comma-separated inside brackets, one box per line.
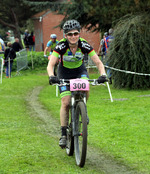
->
[90, 53, 106, 75]
[47, 55, 59, 76]
[97, 44, 102, 56]
[44, 46, 49, 56]
[44, 40, 52, 56]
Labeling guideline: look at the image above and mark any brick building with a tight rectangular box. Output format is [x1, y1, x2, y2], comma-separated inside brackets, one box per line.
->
[32, 10, 100, 52]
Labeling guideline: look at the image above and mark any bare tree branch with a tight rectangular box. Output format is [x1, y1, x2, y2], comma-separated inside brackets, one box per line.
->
[0, 18, 16, 29]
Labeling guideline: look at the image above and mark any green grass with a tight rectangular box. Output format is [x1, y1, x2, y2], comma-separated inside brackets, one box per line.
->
[40, 73, 150, 173]
[0, 70, 102, 174]
[0, 69, 150, 173]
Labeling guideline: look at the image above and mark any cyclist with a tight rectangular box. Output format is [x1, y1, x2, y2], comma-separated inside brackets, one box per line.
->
[47, 20, 107, 148]
[44, 34, 59, 59]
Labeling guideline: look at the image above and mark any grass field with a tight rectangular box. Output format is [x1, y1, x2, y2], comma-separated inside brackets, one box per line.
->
[0, 69, 149, 173]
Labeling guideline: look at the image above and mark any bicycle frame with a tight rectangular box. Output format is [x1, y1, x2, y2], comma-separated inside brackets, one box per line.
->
[59, 78, 89, 136]
[70, 91, 87, 137]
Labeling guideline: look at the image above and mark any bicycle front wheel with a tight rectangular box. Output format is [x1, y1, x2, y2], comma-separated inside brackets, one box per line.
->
[66, 110, 74, 156]
[74, 101, 87, 167]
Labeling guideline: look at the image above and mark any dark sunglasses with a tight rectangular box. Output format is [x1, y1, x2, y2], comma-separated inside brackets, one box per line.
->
[67, 32, 80, 37]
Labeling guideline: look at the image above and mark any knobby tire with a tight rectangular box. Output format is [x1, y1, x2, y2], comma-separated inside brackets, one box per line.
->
[74, 101, 87, 167]
[66, 109, 74, 156]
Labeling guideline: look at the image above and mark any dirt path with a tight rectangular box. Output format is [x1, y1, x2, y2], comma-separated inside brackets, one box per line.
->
[26, 86, 140, 174]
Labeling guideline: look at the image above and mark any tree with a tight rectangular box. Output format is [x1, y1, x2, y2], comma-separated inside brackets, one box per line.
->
[45, 0, 150, 32]
[106, 13, 150, 89]
[0, 24, 9, 40]
[0, 0, 36, 45]
[0, 0, 63, 45]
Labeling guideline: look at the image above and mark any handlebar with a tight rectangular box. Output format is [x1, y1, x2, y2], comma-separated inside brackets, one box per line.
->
[54, 78, 108, 86]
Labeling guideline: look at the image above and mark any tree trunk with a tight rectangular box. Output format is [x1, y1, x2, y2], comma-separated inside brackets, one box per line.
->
[13, 27, 23, 48]
[10, 8, 23, 48]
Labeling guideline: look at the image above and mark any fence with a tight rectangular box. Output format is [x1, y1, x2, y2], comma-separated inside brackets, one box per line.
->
[0, 49, 28, 83]
[16, 49, 28, 75]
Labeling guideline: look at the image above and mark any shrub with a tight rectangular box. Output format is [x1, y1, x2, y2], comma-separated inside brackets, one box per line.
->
[27, 51, 48, 69]
[107, 13, 150, 89]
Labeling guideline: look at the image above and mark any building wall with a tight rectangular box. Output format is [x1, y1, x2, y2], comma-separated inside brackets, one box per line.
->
[34, 20, 43, 51]
[42, 12, 64, 52]
[33, 11, 100, 52]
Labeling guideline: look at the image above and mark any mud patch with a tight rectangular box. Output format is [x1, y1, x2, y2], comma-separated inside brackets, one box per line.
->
[26, 86, 60, 137]
[26, 86, 140, 174]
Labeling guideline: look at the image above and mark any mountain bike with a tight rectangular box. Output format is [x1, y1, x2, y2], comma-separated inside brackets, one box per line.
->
[57, 78, 107, 167]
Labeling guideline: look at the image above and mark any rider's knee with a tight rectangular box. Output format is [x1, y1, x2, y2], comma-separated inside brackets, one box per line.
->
[61, 96, 70, 108]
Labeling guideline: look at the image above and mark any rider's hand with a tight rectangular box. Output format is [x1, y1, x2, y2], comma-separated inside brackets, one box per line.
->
[49, 75, 59, 85]
[97, 74, 108, 84]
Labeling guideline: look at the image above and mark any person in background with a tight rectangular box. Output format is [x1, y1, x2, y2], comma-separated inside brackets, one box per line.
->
[105, 28, 114, 84]
[97, 32, 108, 62]
[0, 35, 5, 52]
[44, 34, 59, 59]
[12, 38, 22, 52]
[107, 28, 114, 47]
[44, 34, 59, 75]
[23, 29, 29, 51]
[28, 31, 35, 51]
[4, 42, 16, 78]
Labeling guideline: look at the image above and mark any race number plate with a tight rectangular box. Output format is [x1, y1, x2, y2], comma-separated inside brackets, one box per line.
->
[70, 79, 89, 91]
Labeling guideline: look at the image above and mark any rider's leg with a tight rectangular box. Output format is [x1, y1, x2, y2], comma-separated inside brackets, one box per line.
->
[86, 91, 89, 101]
[59, 95, 71, 147]
[60, 95, 71, 127]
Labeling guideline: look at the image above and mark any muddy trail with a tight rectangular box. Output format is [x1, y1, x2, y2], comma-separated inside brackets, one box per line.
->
[26, 86, 140, 174]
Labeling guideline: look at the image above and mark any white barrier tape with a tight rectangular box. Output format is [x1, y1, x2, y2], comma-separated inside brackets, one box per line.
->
[86, 65, 150, 76]
[105, 65, 150, 76]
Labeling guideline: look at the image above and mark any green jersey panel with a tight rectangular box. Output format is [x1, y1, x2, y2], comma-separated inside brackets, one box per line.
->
[52, 37, 96, 69]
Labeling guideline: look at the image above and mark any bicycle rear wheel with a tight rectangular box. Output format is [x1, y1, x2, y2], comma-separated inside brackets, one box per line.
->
[74, 101, 87, 167]
[66, 110, 74, 156]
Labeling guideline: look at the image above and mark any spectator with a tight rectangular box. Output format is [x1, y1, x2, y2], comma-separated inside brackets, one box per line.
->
[106, 28, 114, 48]
[4, 42, 16, 78]
[0, 36, 6, 52]
[97, 32, 108, 62]
[105, 28, 114, 84]
[28, 31, 35, 51]
[23, 29, 29, 51]
[12, 38, 22, 52]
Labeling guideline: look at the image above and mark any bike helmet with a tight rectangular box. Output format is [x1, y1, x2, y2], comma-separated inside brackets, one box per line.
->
[104, 32, 108, 37]
[50, 34, 57, 39]
[63, 19, 81, 34]
[109, 28, 113, 35]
